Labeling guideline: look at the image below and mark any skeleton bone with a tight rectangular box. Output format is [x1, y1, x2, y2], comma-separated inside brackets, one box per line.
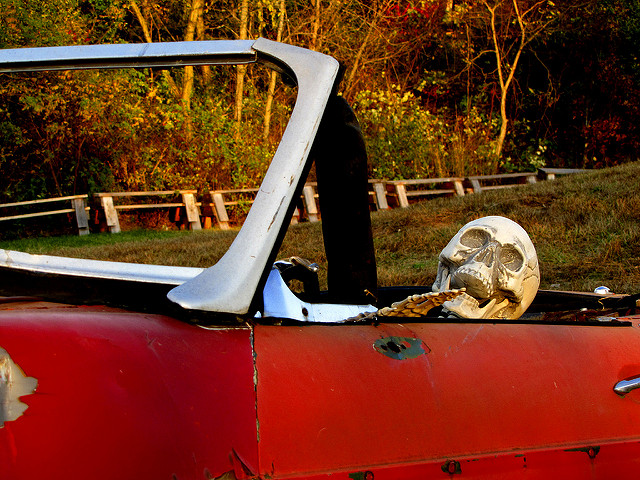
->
[348, 289, 466, 321]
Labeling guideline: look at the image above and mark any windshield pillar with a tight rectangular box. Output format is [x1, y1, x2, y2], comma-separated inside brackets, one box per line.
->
[314, 95, 378, 305]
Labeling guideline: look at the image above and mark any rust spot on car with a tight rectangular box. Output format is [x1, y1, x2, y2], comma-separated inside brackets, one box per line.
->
[348, 472, 374, 480]
[373, 336, 428, 360]
[441, 460, 461, 475]
[0, 347, 38, 427]
[565, 446, 600, 459]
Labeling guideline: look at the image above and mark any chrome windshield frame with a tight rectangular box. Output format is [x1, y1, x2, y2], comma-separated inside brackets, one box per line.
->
[0, 40, 257, 72]
[0, 38, 341, 315]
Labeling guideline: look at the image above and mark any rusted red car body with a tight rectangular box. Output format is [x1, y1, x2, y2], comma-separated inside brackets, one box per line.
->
[3, 298, 640, 479]
[2, 40, 640, 480]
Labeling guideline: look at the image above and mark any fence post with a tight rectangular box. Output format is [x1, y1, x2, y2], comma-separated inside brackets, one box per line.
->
[469, 178, 483, 194]
[71, 196, 90, 236]
[302, 185, 319, 222]
[100, 195, 121, 233]
[453, 180, 465, 196]
[181, 192, 202, 230]
[291, 208, 299, 225]
[372, 181, 389, 210]
[395, 183, 409, 208]
[211, 192, 230, 230]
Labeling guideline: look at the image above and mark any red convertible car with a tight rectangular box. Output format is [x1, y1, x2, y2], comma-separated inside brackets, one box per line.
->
[1, 39, 640, 480]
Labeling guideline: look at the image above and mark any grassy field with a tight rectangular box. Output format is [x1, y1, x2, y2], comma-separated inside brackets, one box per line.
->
[2, 161, 640, 294]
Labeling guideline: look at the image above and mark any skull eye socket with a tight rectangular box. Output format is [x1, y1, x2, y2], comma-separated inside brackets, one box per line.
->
[459, 229, 489, 249]
[499, 245, 524, 272]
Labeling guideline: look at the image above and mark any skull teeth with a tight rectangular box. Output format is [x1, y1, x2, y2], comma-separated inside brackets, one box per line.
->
[452, 265, 493, 298]
[442, 270, 451, 290]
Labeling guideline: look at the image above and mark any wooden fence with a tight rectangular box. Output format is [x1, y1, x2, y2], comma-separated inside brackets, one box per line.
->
[0, 194, 90, 235]
[0, 168, 586, 235]
[205, 183, 319, 230]
[94, 190, 201, 233]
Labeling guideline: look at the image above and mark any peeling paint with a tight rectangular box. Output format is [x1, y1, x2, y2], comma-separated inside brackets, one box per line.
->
[441, 460, 461, 475]
[373, 336, 427, 360]
[250, 327, 260, 443]
[348, 471, 374, 480]
[0, 347, 38, 427]
[565, 446, 600, 459]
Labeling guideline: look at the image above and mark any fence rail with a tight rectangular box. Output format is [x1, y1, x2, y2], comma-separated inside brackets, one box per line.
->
[0, 194, 90, 235]
[93, 190, 201, 233]
[0, 168, 587, 236]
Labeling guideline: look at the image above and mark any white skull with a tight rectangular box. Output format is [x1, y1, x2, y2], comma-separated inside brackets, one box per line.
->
[432, 216, 540, 319]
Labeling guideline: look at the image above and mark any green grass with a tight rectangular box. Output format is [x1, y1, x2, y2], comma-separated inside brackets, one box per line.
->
[3, 162, 640, 293]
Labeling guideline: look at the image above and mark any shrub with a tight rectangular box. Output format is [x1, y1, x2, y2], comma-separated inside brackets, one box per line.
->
[352, 84, 499, 179]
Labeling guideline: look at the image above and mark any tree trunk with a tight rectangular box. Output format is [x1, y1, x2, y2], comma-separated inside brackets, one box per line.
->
[263, 0, 286, 140]
[486, 0, 526, 162]
[344, 27, 373, 98]
[130, 0, 180, 98]
[197, 12, 211, 84]
[310, 0, 321, 50]
[182, 0, 203, 99]
[235, 0, 250, 139]
[181, 0, 203, 141]
[343, 0, 394, 97]
[130, 0, 152, 42]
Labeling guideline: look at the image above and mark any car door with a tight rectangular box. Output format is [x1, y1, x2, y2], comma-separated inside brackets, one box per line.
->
[254, 320, 640, 479]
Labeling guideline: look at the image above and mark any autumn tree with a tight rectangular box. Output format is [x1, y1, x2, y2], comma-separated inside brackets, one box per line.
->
[451, 0, 561, 161]
[2, 0, 640, 207]
[540, 0, 640, 167]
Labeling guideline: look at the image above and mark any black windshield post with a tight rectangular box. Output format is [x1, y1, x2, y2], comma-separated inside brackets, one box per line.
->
[313, 95, 378, 305]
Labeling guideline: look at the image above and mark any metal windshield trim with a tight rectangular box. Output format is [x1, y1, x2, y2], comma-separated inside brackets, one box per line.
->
[0, 38, 341, 316]
[0, 249, 202, 285]
[167, 38, 341, 314]
[0, 40, 257, 72]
